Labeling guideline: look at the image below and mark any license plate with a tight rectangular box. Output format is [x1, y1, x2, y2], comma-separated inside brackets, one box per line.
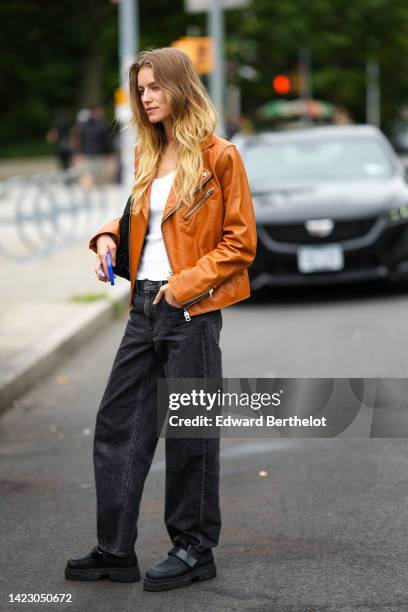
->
[297, 244, 344, 274]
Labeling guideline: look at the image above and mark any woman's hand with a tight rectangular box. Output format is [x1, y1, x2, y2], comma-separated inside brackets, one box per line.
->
[153, 283, 182, 308]
[95, 234, 117, 282]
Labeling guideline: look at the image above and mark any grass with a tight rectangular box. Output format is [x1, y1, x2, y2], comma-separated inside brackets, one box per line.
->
[111, 300, 127, 318]
[68, 292, 127, 319]
[0, 141, 52, 159]
[68, 293, 107, 303]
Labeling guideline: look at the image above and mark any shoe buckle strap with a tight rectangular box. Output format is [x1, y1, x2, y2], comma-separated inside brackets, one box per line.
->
[169, 546, 198, 568]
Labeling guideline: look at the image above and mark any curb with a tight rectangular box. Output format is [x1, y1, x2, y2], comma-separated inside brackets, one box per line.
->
[0, 285, 129, 417]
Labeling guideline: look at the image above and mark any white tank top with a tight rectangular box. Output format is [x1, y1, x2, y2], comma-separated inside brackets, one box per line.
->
[136, 170, 175, 280]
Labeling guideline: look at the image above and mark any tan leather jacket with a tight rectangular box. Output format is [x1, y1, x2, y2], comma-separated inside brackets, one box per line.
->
[89, 133, 257, 317]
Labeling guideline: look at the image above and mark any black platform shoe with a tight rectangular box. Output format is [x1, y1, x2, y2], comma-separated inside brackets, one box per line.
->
[65, 546, 141, 582]
[143, 544, 216, 592]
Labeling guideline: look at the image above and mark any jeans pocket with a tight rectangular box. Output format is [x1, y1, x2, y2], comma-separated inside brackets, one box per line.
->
[164, 297, 183, 312]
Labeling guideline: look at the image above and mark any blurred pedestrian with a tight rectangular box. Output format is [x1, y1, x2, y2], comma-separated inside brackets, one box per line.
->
[78, 106, 115, 187]
[65, 47, 256, 592]
[46, 108, 74, 171]
[70, 108, 90, 171]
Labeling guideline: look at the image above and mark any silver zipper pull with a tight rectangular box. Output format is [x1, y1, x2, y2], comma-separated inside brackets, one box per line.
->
[209, 288, 214, 298]
[183, 309, 191, 322]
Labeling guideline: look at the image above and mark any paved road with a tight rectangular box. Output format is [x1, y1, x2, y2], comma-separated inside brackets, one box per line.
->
[226, 281, 408, 378]
[2, 282, 408, 611]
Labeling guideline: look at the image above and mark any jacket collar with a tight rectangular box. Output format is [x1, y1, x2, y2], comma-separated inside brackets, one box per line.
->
[199, 133, 216, 151]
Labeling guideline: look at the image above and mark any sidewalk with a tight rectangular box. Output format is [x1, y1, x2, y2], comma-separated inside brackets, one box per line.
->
[0, 189, 130, 415]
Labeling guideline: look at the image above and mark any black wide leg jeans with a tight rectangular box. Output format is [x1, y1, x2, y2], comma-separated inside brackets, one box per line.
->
[93, 279, 223, 557]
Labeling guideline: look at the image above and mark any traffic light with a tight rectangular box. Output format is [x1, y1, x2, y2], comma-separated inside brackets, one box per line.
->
[272, 73, 301, 96]
[272, 74, 291, 95]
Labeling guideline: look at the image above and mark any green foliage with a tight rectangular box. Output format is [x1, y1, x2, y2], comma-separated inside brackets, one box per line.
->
[111, 299, 127, 319]
[69, 293, 106, 303]
[226, 0, 408, 128]
[1, 0, 408, 153]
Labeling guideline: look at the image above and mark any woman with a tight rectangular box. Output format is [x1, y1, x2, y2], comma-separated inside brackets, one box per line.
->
[65, 47, 257, 592]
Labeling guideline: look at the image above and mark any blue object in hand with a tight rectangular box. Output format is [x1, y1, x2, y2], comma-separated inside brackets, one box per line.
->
[106, 252, 115, 285]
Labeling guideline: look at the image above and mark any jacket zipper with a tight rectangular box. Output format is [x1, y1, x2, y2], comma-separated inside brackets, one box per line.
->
[182, 287, 214, 307]
[161, 172, 213, 223]
[182, 287, 215, 320]
[183, 188, 215, 219]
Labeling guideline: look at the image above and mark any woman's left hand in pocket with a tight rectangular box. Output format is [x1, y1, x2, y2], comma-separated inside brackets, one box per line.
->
[153, 283, 182, 308]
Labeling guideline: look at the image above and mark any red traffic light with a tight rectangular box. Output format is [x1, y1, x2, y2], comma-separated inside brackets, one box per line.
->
[273, 74, 291, 95]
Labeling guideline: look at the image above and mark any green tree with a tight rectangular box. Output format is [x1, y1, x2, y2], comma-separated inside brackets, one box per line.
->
[1, 0, 407, 155]
[226, 0, 408, 130]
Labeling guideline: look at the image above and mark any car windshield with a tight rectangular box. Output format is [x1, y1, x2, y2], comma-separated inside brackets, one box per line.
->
[242, 135, 394, 190]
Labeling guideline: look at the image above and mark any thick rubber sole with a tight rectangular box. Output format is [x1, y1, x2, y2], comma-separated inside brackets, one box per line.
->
[143, 562, 217, 592]
[65, 565, 141, 583]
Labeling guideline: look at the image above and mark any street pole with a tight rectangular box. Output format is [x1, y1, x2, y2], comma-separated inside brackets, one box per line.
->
[118, 0, 139, 191]
[207, 0, 225, 137]
[185, 0, 249, 137]
[299, 47, 312, 101]
[366, 60, 380, 128]
[299, 47, 312, 127]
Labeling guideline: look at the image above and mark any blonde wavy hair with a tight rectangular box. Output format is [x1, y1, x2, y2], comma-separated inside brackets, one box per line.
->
[128, 47, 217, 215]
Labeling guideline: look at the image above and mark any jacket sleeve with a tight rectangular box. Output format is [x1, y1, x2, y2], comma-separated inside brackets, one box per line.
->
[88, 144, 139, 253]
[88, 218, 121, 253]
[168, 144, 257, 306]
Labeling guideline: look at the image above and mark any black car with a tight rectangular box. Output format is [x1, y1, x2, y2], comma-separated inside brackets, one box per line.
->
[235, 125, 408, 288]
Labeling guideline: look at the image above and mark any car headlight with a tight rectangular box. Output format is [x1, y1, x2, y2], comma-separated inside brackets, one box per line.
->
[388, 206, 408, 222]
